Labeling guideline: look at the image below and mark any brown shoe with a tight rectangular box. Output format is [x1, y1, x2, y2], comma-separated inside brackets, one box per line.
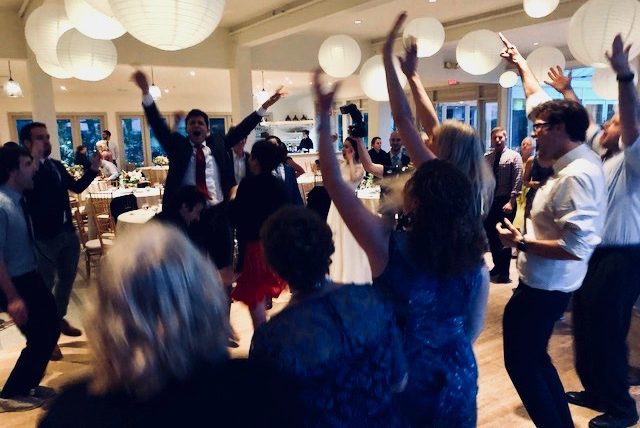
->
[59, 319, 82, 337]
[50, 346, 62, 361]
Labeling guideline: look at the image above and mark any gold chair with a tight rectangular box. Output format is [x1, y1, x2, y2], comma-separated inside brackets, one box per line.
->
[89, 193, 116, 247]
[71, 199, 104, 278]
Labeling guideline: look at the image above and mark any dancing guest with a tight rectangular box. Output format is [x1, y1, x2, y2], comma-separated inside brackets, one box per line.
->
[326, 136, 372, 284]
[265, 136, 304, 205]
[73, 145, 91, 170]
[251, 206, 408, 427]
[547, 36, 640, 428]
[230, 141, 289, 328]
[315, 42, 488, 427]
[39, 224, 269, 427]
[496, 33, 606, 428]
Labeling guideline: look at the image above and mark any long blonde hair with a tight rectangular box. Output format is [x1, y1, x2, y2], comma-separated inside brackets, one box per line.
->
[432, 120, 494, 217]
[87, 223, 229, 399]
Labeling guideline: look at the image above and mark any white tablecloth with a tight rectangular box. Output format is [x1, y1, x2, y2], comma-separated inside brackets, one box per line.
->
[297, 172, 322, 202]
[357, 187, 381, 214]
[116, 207, 161, 235]
[138, 166, 169, 185]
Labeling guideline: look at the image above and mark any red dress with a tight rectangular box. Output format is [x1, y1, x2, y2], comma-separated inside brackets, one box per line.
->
[232, 240, 287, 307]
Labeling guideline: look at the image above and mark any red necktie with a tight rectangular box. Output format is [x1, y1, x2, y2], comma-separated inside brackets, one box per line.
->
[195, 144, 209, 199]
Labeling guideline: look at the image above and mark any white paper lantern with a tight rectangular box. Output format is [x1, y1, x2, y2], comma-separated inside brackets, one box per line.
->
[64, 0, 125, 40]
[84, 0, 114, 15]
[359, 55, 407, 102]
[403, 17, 445, 58]
[318, 35, 362, 78]
[591, 67, 638, 100]
[499, 71, 518, 88]
[526, 46, 566, 85]
[456, 30, 503, 75]
[57, 29, 117, 81]
[149, 84, 162, 100]
[568, 0, 640, 68]
[107, 0, 225, 51]
[523, 0, 559, 18]
[36, 55, 73, 79]
[24, 2, 73, 65]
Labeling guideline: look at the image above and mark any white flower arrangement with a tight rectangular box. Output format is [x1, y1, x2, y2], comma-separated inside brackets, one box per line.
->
[152, 155, 169, 166]
[119, 169, 148, 187]
[64, 163, 84, 180]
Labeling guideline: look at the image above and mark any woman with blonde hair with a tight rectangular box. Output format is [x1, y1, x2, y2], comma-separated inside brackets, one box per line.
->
[40, 223, 270, 427]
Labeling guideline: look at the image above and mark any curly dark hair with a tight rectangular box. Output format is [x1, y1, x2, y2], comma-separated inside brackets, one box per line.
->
[261, 206, 335, 292]
[529, 100, 589, 142]
[405, 159, 485, 277]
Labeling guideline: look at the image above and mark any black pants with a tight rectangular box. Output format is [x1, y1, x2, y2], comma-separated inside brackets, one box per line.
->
[483, 196, 516, 277]
[0, 271, 60, 397]
[503, 282, 573, 428]
[573, 246, 640, 419]
[191, 203, 233, 270]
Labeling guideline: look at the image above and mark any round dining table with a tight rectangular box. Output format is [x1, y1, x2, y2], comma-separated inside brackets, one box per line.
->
[116, 207, 161, 235]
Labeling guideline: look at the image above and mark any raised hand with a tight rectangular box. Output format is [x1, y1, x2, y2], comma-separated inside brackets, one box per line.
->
[313, 69, 340, 117]
[131, 70, 150, 94]
[606, 33, 633, 76]
[262, 86, 288, 109]
[399, 36, 418, 77]
[498, 32, 524, 65]
[545, 66, 573, 93]
[384, 12, 408, 55]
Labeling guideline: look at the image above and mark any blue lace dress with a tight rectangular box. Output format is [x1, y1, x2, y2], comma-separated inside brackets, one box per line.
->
[249, 284, 408, 427]
[374, 231, 486, 428]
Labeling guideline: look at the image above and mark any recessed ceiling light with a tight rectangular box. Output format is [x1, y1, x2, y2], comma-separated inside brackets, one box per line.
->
[189, 71, 196, 76]
[164, 89, 169, 93]
[428, 0, 437, 3]
[59, 85, 67, 91]
[533, 42, 540, 46]
[354, 19, 362, 24]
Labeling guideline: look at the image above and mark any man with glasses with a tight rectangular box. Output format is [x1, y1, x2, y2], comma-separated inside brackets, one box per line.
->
[495, 34, 606, 428]
[484, 126, 523, 284]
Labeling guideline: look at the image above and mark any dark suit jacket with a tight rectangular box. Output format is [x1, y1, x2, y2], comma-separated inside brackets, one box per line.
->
[144, 101, 262, 206]
[282, 164, 303, 206]
[26, 159, 98, 240]
[368, 148, 391, 166]
[298, 138, 313, 152]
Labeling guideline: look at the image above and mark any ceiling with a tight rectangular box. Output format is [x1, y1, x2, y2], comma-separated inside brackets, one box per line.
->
[0, 0, 584, 100]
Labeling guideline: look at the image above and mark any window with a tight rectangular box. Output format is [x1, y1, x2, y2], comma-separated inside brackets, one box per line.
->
[119, 116, 144, 167]
[80, 117, 103, 153]
[57, 119, 74, 165]
[148, 116, 169, 159]
[209, 118, 226, 140]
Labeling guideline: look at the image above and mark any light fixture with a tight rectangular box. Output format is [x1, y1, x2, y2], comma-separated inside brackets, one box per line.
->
[255, 71, 269, 104]
[403, 17, 445, 58]
[359, 54, 407, 101]
[354, 19, 362, 24]
[189, 70, 196, 76]
[533, 42, 540, 46]
[523, 0, 559, 18]
[108, 0, 225, 51]
[4, 61, 23, 98]
[149, 67, 162, 100]
[60, 85, 67, 91]
[24, 2, 73, 66]
[56, 29, 117, 81]
[64, 0, 125, 40]
[499, 71, 518, 88]
[526, 46, 566, 84]
[318, 34, 362, 78]
[456, 30, 503, 75]
[591, 66, 638, 100]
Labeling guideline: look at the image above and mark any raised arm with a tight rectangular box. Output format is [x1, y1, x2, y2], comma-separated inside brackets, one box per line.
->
[607, 34, 639, 147]
[400, 37, 439, 140]
[545, 66, 579, 102]
[132, 70, 175, 154]
[383, 12, 436, 168]
[66, 153, 100, 194]
[499, 33, 544, 100]
[314, 70, 390, 277]
[355, 137, 384, 178]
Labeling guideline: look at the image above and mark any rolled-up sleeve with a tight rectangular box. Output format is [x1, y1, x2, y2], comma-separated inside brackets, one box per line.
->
[554, 176, 602, 259]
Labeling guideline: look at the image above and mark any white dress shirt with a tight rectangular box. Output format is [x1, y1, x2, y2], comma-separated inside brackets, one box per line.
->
[182, 141, 222, 205]
[233, 151, 247, 184]
[518, 144, 606, 292]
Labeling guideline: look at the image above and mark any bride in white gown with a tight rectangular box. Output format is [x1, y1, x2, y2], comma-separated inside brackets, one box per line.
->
[327, 137, 373, 284]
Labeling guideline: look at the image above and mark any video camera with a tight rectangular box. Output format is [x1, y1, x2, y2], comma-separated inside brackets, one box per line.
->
[339, 103, 367, 138]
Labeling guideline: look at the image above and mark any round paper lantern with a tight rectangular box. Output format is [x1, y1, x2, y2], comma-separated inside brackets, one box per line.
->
[24, 2, 73, 65]
[499, 71, 518, 88]
[568, 0, 640, 68]
[456, 30, 503, 75]
[591, 67, 638, 100]
[318, 35, 361, 78]
[359, 55, 407, 102]
[84, 0, 114, 15]
[57, 29, 117, 81]
[108, 0, 225, 51]
[36, 55, 73, 79]
[526, 46, 565, 84]
[523, 0, 559, 18]
[402, 17, 445, 58]
[64, 0, 125, 40]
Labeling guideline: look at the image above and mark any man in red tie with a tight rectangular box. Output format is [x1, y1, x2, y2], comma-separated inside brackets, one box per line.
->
[132, 71, 285, 343]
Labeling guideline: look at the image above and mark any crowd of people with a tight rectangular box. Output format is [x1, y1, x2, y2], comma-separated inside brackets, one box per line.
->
[0, 10, 638, 428]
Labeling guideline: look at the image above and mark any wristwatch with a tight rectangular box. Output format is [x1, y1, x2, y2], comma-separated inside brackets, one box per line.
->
[516, 239, 527, 253]
[617, 72, 635, 82]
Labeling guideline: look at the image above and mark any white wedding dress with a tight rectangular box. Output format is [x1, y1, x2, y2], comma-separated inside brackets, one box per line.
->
[327, 160, 373, 284]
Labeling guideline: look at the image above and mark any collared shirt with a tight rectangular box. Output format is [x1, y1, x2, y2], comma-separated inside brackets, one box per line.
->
[484, 148, 523, 198]
[233, 151, 247, 184]
[0, 185, 37, 277]
[99, 159, 119, 181]
[390, 151, 403, 168]
[182, 141, 222, 205]
[518, 144, 606, 292]
[96, 139, 119, 163]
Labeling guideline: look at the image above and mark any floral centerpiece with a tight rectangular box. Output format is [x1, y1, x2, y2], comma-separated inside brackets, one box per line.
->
[64, 163, 84, 180]
[152, 155, 169, 166]
[119, 169, 148, 188]
[358, 172, 376, 190]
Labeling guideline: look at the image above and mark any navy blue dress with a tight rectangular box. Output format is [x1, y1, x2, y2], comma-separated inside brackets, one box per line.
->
[374, 232, 485, 427]
[250, 284, 408, 427]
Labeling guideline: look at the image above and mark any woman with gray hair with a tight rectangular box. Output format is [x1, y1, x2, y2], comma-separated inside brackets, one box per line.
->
[39, 223, 271, 427]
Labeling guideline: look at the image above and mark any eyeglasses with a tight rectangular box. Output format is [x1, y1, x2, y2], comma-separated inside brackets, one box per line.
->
[532, 121, 553, 131]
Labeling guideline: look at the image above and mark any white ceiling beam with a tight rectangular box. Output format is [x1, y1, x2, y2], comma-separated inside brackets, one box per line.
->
[229, 0, 394, 47]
